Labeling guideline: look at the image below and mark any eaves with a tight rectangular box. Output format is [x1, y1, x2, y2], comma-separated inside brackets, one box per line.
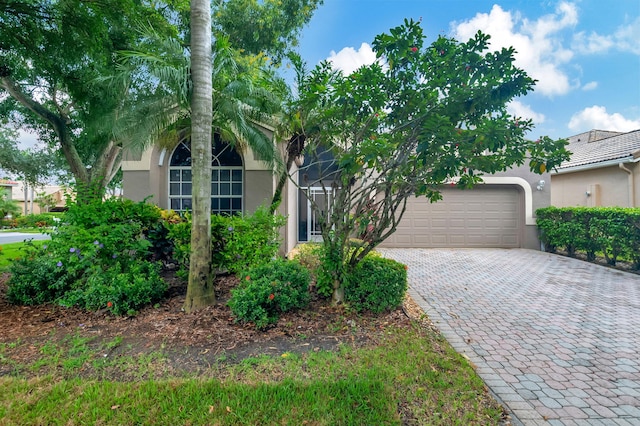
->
[551, 155, 638, 175]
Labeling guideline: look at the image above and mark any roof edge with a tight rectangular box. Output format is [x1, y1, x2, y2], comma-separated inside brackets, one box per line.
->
[552, 156, 637, 174]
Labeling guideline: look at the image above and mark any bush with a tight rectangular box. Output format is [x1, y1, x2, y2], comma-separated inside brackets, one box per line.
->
[228, 259, 311, 329]
[6, 199, 171, 314]
[344, 255, 407, 313]
[212, 207, 287, 273]
[14, 213, 57, 228]
[6, 254, 71, 305]
[537, 206, 640, 267]
[59, 261, 166, 315]
[170, 206, 286, 277]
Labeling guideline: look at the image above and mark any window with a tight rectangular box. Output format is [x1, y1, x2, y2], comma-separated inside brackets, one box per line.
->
[169, 136, 243, 215]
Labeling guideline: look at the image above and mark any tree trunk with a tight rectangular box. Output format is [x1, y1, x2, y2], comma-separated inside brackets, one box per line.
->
[332, 280, 344, 305]
[184, 0, 215, 312]
[269, 135, 305, 214]
[0, 75, 115, 202]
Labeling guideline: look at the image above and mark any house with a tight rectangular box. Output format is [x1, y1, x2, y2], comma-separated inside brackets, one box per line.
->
[378, 165, 549, 250]
[10, 182, 68, 214]
[0, 179, 19, 200]
[122, 127, 551, 252]
[550, 129, 640, 208]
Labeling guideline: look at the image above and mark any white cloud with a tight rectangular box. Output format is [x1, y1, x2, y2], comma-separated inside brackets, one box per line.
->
[451, 2, 578, 97]
[614, 17, 640, 54]
[507, 100, 546, 124]
[573, 17, 640, 55]
[568, 105, 640, 132]
[327, 43, 377, 75]
[581, 81, 598, 91]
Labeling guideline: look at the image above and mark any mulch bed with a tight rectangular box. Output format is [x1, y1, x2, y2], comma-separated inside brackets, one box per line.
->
[0, 270, 425, 373]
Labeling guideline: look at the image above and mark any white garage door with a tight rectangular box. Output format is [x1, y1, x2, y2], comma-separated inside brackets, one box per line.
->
[381, 185, 523, 248]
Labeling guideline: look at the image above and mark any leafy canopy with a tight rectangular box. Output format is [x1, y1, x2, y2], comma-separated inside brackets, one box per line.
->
[293, 19, 571, 302]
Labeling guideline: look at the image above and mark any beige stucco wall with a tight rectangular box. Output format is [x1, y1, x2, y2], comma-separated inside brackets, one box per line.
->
[122, 146, 165, 206]
[122, 143, 278, 212]
[551, 162, 639, 207]
[244, 170, 275, 213]
[490, 164, 550, 249]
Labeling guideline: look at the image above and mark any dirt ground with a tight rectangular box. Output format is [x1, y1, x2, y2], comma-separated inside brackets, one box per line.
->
[0, 270, 433, 376]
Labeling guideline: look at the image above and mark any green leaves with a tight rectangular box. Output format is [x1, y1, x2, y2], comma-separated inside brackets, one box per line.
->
[290, 18, 571, 301]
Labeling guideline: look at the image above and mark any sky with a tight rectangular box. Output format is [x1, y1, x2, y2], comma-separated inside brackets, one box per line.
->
[294, 0, 640, 140]
[13, 0, 640, 149]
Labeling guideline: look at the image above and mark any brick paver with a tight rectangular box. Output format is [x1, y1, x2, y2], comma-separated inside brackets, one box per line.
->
[380, 248, 640, 425]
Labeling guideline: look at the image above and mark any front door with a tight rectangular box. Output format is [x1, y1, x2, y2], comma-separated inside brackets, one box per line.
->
[303, 187, 332, 242]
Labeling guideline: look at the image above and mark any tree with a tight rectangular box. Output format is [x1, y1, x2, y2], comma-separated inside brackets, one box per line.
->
[0, 188, 20, 219]
[0, 1, 178, 202]
[214, 0, 324, 64]
[0, 128, 55, 213]
[0, 128, 20, 175]
[184, 0, 215, 312]
[293, 19, 570, 303]
[110, 2, 323, 312]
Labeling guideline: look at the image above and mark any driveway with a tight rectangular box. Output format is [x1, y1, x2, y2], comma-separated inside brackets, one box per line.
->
[380, 248, 640, 426]
[0, 232, 50, 245]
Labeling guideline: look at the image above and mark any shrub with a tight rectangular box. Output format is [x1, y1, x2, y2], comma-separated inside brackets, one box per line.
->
[14, 213, 57, 228]
[313, 240, 379, 298]
[6, 199, 171, 314]
[537, 206, 640, 267]
[228, 259, 311, 329]
[63, 197, 162, 230]
[212, 207, 287, 273]
[290, 243, 323, 288]
[59, 261, 166, 315]
[169, 206, 286, 276]
[6, 254, 71, 305]
[344, 255, 407, 313]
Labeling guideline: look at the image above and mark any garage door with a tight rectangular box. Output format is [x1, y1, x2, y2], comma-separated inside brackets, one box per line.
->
[381, 185, 523, 248]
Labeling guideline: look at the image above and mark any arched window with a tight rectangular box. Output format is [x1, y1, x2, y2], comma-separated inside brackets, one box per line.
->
[169, 136, 243, 215]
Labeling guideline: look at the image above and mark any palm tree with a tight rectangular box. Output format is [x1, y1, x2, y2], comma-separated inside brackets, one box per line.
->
[109, 21, 282, 312]
[186, 0, 215, 312]
[111, 26, 281, 168]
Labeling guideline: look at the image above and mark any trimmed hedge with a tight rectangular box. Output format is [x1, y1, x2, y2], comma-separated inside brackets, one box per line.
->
[345, 255, 408, 313]
[228, 259, 311, 329]
[536, 206, 640, 268]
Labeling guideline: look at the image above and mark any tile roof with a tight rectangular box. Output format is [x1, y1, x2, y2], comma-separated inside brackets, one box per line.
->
[556, 129, 640, 170]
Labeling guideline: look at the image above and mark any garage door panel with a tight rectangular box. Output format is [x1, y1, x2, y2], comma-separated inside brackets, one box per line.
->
[382, 186, 522, 248]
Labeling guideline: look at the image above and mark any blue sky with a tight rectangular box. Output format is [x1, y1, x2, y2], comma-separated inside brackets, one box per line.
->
[294, 0, 640, 140]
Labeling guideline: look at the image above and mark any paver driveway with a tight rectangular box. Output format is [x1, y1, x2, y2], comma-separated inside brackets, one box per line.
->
[380, 248, 640, 426]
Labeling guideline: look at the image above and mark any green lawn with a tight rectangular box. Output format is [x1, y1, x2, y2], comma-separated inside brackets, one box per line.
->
[0, 240, 46, 272]
[0, 327, 504, 425]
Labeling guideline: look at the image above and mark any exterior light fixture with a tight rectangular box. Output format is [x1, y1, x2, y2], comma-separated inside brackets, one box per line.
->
[536, 180, 545, 191]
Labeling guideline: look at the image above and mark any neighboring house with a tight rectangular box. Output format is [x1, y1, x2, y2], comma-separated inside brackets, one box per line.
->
[122, 129, 550, 252]
[0, 179, 19, 200]
[550, 129, 640, 208]
[11, 182, 68, 214]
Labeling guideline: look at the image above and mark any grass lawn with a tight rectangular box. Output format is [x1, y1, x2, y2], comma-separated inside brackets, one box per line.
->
[0, 240, 46, 272]
[0, 325, 504, 425]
